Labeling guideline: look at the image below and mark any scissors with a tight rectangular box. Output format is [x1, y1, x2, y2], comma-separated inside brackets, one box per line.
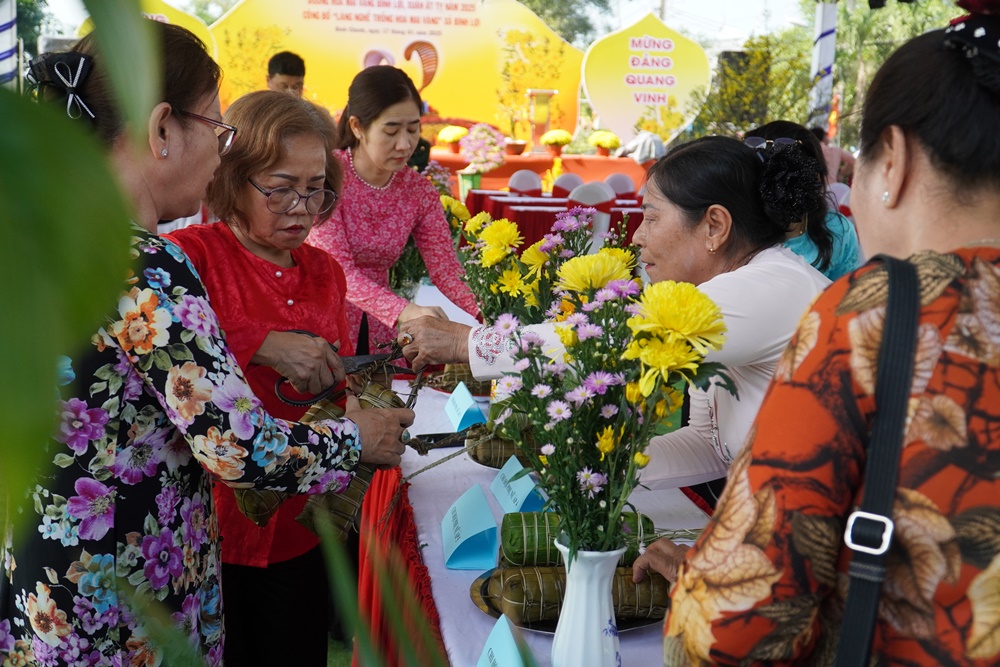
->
[274, 350, 412, 407]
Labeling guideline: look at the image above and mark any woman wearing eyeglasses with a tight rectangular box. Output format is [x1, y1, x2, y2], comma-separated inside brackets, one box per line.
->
[166, 90, 352, 666]
[1, 24, 413, 667]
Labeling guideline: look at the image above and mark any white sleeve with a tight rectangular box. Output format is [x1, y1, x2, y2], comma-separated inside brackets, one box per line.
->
[466, 323, 565, 380]
[636, 388, 729, 490]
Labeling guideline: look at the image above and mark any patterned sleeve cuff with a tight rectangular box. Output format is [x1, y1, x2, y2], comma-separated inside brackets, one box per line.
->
[470, 325, 516, 366]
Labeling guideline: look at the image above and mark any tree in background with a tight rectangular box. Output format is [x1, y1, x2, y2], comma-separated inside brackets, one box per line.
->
[517, 0, 613, 47]
[16, 0, 54, 57]
[680, 27, 813, 140]
[822, 0, 957, 149]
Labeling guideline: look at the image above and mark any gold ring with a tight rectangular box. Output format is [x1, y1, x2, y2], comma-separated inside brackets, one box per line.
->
[399, 332, 414, 346]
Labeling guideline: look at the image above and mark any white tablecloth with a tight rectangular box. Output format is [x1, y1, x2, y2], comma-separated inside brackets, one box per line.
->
[396, 381, 709, 667]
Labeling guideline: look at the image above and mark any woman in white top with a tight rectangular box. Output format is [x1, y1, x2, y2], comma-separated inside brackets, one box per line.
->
[400, 137, 829, 492]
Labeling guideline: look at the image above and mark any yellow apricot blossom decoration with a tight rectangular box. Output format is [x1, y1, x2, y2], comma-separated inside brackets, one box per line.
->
[556, 251, 635, 293]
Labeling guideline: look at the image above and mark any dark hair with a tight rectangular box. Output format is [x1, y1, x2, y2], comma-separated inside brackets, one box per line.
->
[29, 21, 221, 146]
[810, 126, 828, 143]
[861, 28, 1000, 195]
[336, 66, 421, 150]
[746, 120, 833, 271]
[646, 136, 826, 262]
[207, 90, 342, 231]
[268, 51, 305, 78]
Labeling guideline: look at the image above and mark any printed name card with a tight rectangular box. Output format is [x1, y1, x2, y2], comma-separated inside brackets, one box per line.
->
[445, 381, 488, 431]
[490, 456, 546, 514]
[477, 615, 532, 667]
[441, 484, 498, 570]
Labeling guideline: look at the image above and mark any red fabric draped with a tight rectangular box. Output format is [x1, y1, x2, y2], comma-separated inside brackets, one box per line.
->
[510, 187, 542, 197]
[551, 185, 571, 198]
[567, 198, 613, 213]
[354, 469, 446, 666]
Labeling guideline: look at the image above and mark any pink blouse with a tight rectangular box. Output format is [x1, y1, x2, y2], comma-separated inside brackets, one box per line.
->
[308, 149, 479, 350]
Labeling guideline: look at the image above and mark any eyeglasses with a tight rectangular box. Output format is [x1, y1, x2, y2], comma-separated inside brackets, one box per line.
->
[176, 109, 238, 156]
[248, 178, 339, 216]
[744, 137, 799, 150]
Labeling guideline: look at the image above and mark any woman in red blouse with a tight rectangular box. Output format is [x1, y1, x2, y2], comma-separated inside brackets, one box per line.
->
[658, 5, 1000, 666]
[307, 66, 479, 353]
[167, 90, 353, 666]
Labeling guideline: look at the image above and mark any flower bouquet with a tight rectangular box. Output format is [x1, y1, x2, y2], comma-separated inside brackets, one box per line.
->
[459, 123, 507, 174]
[437, 124, 468, 152]
[540, 129, 573, 157]
[493, 251, 729, 559]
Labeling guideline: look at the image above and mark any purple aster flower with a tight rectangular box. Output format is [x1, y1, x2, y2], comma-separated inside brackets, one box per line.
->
[494, 408, 512, 426]
[564, 313, 588, 327]
[577, 323, 604, 341]
[593, 287, 617, 304]
[546, 400, 571, 422]
[559, 249, 575, 259]
[57, 398, 110, 455]
[66, 477, 115, 540]
[577, 468, 608, 498]
[0, 619, 13, 653]
[214, 373, 263, 440]
[581, 300, 602, 312]
[520, 332, 545, 349]
[609, 279, 640, 298]
[513, 358, 530, 372]
[540, 444, 555, 456]
[495, 376, 523, 396]
[584, 371, 616, 395]
[180, 493, 208, 549]
[552, 214, 582, 232]
[544, 361, 568, 377]
[600, 404, 619, 419]
[173, 294, 219, 338]
[141, 528, 183, 591]
[564, 386, 595, 408]
[493, 313, 519, 333]
[531, 383, 553, 398]
[539, 233, 564, 253]
[156, 486, 180, 525]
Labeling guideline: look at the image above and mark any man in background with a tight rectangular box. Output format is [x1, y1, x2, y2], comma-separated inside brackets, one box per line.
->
[811, 125, 855, 185]
[267, 51, 305, 97]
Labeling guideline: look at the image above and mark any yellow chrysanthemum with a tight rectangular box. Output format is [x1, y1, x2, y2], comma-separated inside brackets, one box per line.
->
[625, 382, 642, 405]
[556, 252, 633, 293]
[520, 241, 549, 279]
[446, 197, 470, 221]
[598, 247, 637, 272]
[555, 325, 577, 348]
[478, 218, 523, 252]
[596, 426, 616, 460]
[634, 451, 651, 468]
[623, 337, 703, 396]
[524, 280, 540, 308]
[480, 246, 511, 268]
[464, 211, 490, 236]
[628, 281, 727, 355]
[498, 268, 526, 296]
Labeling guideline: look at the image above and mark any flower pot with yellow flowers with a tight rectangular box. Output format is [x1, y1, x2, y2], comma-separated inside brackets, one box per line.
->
[540, 129, 573, 158]
[588, 130, 621, 157]
[437, 125, 468, 153]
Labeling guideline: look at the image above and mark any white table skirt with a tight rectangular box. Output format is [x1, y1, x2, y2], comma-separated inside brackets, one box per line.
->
[396, 382, 709, 667]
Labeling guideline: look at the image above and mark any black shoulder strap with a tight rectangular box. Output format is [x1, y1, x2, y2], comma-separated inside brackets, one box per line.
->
[835, 255, 920, 666]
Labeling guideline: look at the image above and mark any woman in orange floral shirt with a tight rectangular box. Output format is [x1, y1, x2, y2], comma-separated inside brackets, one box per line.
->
[661, 5, 1000, 666]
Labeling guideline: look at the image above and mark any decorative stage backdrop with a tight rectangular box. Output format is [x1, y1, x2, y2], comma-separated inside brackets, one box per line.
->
[81, 0, 710, 145]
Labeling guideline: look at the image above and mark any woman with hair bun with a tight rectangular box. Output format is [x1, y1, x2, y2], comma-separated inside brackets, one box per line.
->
[745, 119, 862, 280]
[660, 3, 1000, 664]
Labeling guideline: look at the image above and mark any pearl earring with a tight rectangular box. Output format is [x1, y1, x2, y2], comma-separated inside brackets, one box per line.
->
[708, 246, 716, 255]
[881, 191, 890, 204]
[161, 148, 168, 158]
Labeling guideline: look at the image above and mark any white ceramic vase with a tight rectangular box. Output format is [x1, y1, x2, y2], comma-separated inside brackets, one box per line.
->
[551, 536, 627, 667]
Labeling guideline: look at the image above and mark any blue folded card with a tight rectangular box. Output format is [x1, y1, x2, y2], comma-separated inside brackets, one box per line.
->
[441, 484, 498, 570]
[477, 615, 533, 667]
[445, 381, 488, 431]
[490, 456, 546, 514]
